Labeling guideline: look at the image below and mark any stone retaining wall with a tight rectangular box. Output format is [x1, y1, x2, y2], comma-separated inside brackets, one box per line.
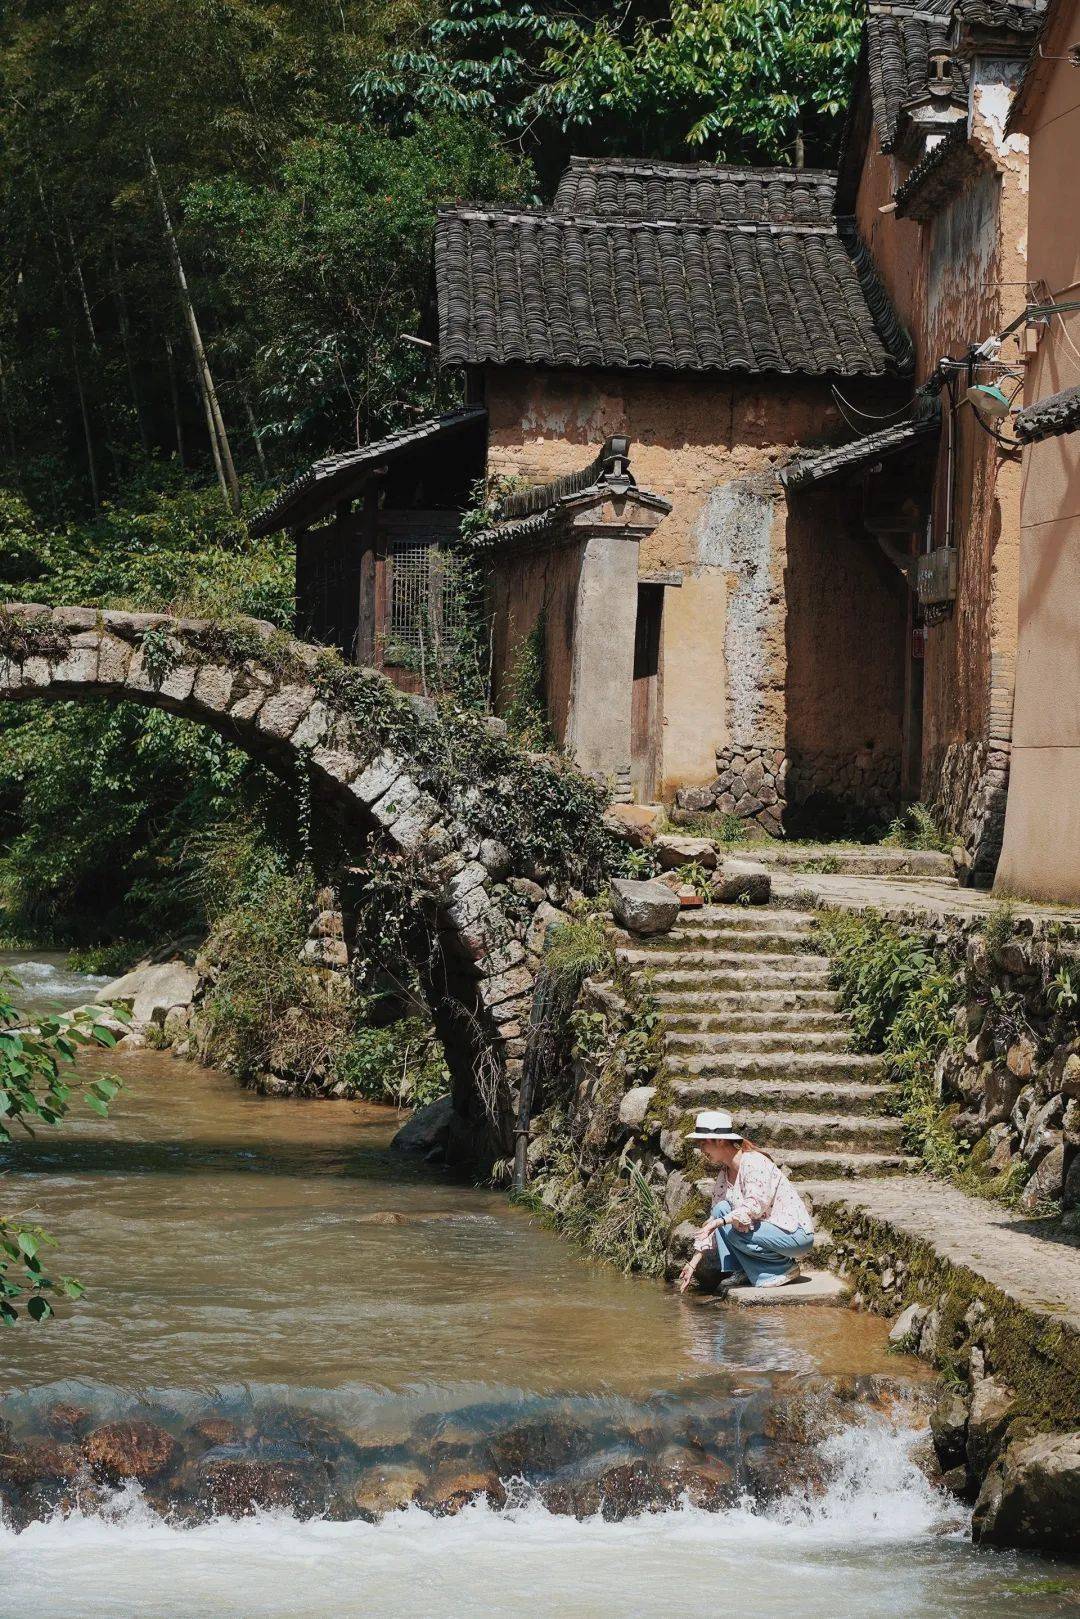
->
[674, 739, 901, 836]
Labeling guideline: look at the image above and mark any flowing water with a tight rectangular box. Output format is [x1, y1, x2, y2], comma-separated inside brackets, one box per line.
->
[1, 955, 1078, 1617]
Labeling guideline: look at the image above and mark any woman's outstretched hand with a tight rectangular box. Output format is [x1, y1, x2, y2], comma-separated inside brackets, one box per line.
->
[677, 1253, 703, 1294]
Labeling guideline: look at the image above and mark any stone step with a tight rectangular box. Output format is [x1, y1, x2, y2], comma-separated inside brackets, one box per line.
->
[630, 928, 816, 956]
[671, 1050, 886, 1082]
[673, 1107, 903, 1152]
[673, 1075, 896, 1116]
[662, 1009, 848, 1035]
[750, 847, 953, 878]
[673, 906, 819, 927]
[635, 966, 833, 993]
[664, 1028, 852, 1054]
[654, 988, 840, 1013]
[772, 1146, 917, 1179]
[617, 948, 830, 972]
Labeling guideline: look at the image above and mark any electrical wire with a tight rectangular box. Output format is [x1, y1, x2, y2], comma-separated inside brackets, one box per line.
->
[829, 385, 921, 424]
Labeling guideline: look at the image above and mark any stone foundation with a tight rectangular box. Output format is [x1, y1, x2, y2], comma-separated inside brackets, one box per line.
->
[925, 737, 1010, 885]
[673, 740, 901, 835]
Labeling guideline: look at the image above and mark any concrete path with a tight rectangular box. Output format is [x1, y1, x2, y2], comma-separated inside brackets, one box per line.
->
[803, 1177, 1080, 1334]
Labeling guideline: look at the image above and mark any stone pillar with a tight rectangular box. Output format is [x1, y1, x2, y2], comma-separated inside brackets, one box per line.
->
[565, 532, 639, 796]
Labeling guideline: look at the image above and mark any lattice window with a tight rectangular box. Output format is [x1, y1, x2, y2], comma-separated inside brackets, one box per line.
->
[387, 538, 466, 661]
[389, 538, 433, 653]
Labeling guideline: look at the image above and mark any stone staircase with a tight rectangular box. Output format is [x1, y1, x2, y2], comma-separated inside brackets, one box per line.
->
[615, 906, 915, 1181]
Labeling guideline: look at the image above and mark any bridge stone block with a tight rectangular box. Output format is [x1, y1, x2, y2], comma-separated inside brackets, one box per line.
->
[370, 775, 421, 830]
[52, 606, 100, 630]
[192, 664, 234, 711]
[350, 751, 407, 805]
[18, 657, 54, 688]
[256, 685, 319, 742]
[47, 643, 100, 685]
[386, 792, 442, 852]
[97, 636, 134, 686]
[447, 882, 497, 932]
[289, 699, 335, 752]
[227, 669, 275, 721]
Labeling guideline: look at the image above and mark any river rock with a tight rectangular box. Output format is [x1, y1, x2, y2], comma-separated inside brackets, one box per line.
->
[966, 1380, 1017, 1479]
[888, 1303, 927, 1347]
[710, 858, 771, 904]
[419, 1462, 505, 1515]
[186, 1416, 245, 1450]
[930, 1388, 970, 1473]
[193, 1446, 328, 1518]
[596, 1458, 679, 1520]
[486, 1415, 592, 1478]
[95, 959, 198, 1027]
[610, 878, 679, 936]
[43, 1402, 92, 1441]
[83, 1420, 181, 1486]
[352, 1462, 427, 1519]
[0, 1437, 83, 1489]
[973, 1431, 1080, 1552]
[391, 1095, 454, 1155]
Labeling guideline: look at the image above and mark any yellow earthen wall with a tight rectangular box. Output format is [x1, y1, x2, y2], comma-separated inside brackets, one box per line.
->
[484, 367, 904, 799]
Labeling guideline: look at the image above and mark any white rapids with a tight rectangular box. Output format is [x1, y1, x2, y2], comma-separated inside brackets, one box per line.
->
[1, 1422, 1067, 1619]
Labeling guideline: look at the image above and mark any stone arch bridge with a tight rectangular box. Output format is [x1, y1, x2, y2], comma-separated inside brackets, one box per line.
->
[0, 603, 546, 1158]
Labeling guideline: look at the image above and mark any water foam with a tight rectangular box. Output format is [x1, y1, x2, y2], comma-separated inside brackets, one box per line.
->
[0, 1422, 1004, 1619]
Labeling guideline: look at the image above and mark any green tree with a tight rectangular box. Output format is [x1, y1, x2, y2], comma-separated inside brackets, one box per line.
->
[0, 977, 125, 1322]
[355, 0, 862, 169]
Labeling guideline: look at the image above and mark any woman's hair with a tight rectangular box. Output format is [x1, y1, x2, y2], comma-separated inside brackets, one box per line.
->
[738, 1135, 776, 1164]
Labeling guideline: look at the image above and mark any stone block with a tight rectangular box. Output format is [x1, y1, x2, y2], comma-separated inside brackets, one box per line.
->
[256, 686, 319, 741]
[349, 751, 407, 805]
[710, 857, 771, 904]
[618, 1086, 656, 1130]
[1019, 1142, 1065, 1210]
[610, 878, 679, 936]
[654, 835, 717, 871]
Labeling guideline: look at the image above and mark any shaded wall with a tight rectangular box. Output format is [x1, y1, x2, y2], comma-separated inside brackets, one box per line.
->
[851, 70, 1028, 876]
[484, 368, 896, 801]
[996, 21, 1080, 901]
[489, 541, 583, 748]
[784, 486, 907, 828]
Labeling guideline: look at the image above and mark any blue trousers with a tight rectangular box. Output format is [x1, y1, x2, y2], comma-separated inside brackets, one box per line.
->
[711, 1200, 813, 1286]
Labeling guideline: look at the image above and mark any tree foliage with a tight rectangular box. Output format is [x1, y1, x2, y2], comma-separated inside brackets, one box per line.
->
[0, 975, 125, 1322]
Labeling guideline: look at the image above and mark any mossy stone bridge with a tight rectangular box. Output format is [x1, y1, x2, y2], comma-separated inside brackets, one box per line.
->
[0, 603, 546, 1155]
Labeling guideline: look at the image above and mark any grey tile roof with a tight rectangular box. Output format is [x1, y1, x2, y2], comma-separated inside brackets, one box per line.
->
[435, 191, 913, 378]
[955, 0, 1046, 31]
[480, 438, 671, 550]
[552, 157, 837, 226]
[1014, 384, 1080, 443]
[780, 407, 941, 488]
[247, 407, 487, 536]
[866, 7, 968, 151]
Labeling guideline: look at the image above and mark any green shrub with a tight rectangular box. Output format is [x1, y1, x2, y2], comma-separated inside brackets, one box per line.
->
[882, 802, 951, 853]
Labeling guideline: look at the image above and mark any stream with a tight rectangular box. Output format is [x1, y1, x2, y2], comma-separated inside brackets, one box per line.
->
[1, 955, 1078, 1616]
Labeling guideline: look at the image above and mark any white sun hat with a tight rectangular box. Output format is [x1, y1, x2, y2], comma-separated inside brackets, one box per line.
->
[685, 1109, 743, 1142]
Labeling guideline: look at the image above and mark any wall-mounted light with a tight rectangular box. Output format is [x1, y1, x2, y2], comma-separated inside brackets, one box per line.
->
[966, 382, 1013, 421]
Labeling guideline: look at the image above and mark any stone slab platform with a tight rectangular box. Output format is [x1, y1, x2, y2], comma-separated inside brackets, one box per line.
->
[803, 1177, 1080, 1335]
[769, 869, 1080, 930]
[724, 1268, 851, 1308]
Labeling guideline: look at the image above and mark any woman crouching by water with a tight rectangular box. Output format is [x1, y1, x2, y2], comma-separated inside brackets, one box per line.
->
[678, 1110, 814, 1293]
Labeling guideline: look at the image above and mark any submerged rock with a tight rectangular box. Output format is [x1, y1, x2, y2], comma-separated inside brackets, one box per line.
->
[0, 1437, 83, 1490]
[82, 1420, 181, 1486]
[486, 1414, 593, 1478]
[190, 1445, 329, 1519]
[391, 1095, 454, 1155]
[419, 1463, 505, 1516]
[352, 1462, 427, 1520]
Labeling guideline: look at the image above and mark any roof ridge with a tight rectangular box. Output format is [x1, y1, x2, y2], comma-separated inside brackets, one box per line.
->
[562, 155, 838, 182]
[438, 206, 843, 237]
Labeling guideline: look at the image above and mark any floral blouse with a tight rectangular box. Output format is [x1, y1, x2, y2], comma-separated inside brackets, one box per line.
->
[711, 1150, 813, 1234]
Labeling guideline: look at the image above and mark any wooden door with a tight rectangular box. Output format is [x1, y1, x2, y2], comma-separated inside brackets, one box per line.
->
[631, 584, 663, 803]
